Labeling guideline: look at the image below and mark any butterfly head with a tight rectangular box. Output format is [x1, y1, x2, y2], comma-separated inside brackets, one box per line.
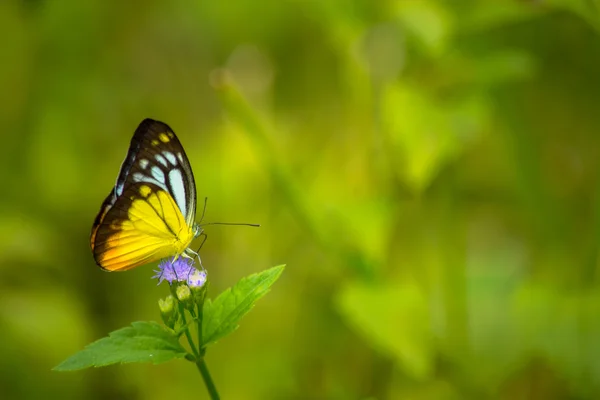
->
[192, 223, 204, 239]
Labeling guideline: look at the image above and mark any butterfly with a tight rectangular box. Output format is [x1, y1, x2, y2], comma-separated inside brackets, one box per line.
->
[91, 119, 202, 271]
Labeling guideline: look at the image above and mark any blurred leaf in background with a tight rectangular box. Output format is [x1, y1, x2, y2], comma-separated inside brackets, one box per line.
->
[2, 0, 600, 399]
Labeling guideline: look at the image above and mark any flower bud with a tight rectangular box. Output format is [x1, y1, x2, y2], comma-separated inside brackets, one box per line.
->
[158, 295, 177, 329]
[176, 284, 192, 305]
[188, 269, 207, 289]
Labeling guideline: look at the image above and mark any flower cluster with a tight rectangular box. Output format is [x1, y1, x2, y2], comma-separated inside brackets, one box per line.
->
[152, 257, 207, 288]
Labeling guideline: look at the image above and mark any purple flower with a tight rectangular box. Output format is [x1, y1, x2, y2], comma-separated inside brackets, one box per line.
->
[153, 257, 207, 288]
[187, 269, 207, 287]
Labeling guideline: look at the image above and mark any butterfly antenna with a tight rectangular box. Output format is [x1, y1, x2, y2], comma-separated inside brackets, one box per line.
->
[188, 198, 258, 274]
[201, 222, 260, 227]
[198, 197, 260, 227]
[199, 197, 208, 223]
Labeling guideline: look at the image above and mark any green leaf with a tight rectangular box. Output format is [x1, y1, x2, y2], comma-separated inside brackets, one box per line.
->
[394, 1, 453, 56]
[202, 265, 285, 347]
[336, 281, 433, 380]
[53, 321, 187, 371]
[382, 82, 488, 193]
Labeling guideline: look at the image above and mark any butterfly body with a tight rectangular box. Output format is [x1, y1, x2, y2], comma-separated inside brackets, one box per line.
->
[91, 119, 201, 271]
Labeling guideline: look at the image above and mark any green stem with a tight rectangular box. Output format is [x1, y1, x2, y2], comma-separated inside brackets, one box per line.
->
[196, 358, 220, 400]
[196, 300, 204, 353]
[178, 304, 199, 358]
[191, 286, 217, 398]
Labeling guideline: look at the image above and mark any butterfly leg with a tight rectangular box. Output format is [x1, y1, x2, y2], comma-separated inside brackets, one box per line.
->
[186, 232, 208, 271]
[184, 247, 200, 263]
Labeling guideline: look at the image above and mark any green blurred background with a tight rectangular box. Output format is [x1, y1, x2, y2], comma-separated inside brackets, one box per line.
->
[2, 0, 600, 399]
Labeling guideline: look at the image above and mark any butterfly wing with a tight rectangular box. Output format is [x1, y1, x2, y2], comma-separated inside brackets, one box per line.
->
[113, 119, 197, 225]
[91, 119, 197, 271]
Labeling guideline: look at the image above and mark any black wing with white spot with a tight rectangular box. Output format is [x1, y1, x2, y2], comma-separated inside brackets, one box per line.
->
[109, 118, 197, 226]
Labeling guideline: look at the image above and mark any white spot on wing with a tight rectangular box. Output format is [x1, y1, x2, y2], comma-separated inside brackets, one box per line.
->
[131, 172, 165, 191]
[168, 168, 187, 215]
[177, 152, 184, 163]
[139, 159, 149, 169]
[155, 154, 168, 167]
[164, 152, 177, 165]
[151, 166, 165, 183]
[132, 172, 145, 182]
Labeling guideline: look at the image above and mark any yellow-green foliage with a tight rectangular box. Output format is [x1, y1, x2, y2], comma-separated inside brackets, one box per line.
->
[1, 0, 599, 398]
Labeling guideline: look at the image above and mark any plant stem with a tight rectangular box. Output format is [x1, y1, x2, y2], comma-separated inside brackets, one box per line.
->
[178, 304, 199, 358]
[196, 300, 204, 353]
[196, 358, 220, 400]
[193, 284, 215, 398]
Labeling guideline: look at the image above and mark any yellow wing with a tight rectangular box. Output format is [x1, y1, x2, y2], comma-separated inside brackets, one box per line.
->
[91, 182, 195, 271]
